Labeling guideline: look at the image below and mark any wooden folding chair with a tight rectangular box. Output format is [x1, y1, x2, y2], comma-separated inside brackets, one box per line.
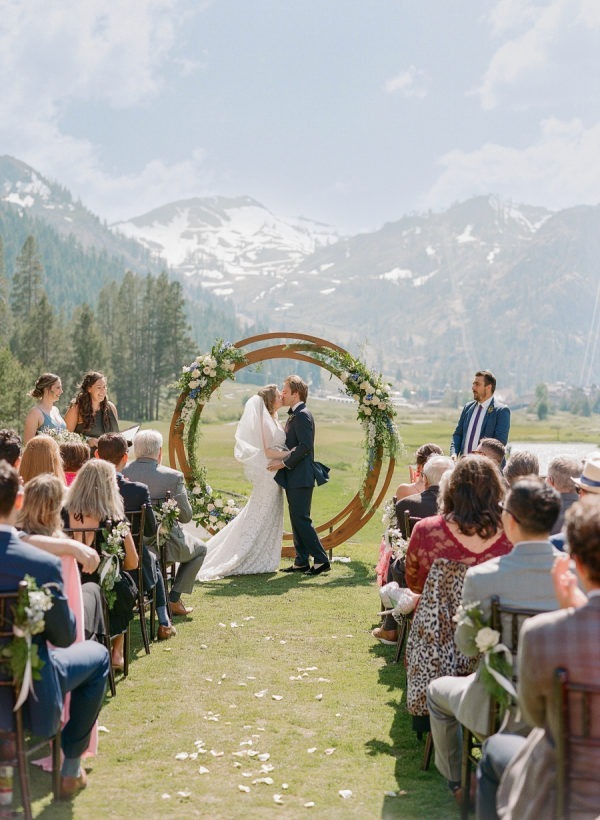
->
[0, 581, 61, 819]
[460, 596, 542, 819]
[125, 505, 156, 651]
[555, 667, 600, 819]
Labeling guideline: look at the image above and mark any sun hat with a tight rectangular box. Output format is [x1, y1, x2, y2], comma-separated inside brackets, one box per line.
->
[572, 454, 600, 494]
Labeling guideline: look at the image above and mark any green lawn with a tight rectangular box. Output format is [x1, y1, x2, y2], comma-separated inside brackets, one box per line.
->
[25, 398, 600, 818]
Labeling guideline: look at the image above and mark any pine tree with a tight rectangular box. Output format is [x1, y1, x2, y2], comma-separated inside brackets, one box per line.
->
[10, 235, 43, 316]
[0, 237, 10, 346]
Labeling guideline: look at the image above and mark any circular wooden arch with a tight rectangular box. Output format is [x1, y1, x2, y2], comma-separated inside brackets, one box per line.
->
[169, 332, 395, 555]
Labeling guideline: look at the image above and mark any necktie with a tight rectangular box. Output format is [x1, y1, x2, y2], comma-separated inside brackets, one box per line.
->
[466, 405, 483, 453]
[288, 409, 294, 416]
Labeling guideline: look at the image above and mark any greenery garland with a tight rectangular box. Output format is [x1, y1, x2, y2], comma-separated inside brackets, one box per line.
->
[175, 339, 400, 530]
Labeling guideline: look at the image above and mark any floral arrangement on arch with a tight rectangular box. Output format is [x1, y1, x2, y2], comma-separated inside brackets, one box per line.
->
[454, 600, 516, 715]
[1, 574, 55, 709]
[175, 340, 247, 531]
[311, 347, 400, 473]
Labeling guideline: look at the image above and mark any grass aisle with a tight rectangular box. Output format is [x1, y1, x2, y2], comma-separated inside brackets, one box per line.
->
[34, 543, 455, 819]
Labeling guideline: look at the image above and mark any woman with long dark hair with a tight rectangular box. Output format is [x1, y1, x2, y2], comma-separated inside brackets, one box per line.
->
[64, 371, 119, 454]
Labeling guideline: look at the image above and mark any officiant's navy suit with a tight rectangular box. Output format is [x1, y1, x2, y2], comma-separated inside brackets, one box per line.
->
[450, 397, 510, 457]
[275, 403, 329, 566]
[0, 528, 108, 757]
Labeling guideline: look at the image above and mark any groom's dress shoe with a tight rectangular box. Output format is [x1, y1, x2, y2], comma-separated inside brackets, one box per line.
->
[170, 600, 193, 617]
[282, 563, 309, 573]
[304, 563, 331, 576]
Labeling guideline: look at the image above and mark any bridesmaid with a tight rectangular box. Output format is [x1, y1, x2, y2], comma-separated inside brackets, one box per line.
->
[64, 371, 119, 454]
[23, 373, 67, 443]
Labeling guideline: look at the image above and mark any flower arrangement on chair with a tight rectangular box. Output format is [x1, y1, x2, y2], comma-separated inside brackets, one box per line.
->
[99, 522, 130, 609]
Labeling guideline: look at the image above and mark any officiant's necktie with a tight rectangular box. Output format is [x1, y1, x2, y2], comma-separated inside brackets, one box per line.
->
[466, 404, 483, 453]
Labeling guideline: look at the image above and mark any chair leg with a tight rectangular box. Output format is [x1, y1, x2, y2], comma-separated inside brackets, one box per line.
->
[51, 731, 61, 800]
[461, 728, 474, 820]
[394, 616, 408, 664]
[421, 732, 433, 771]
[15, 711, 32, 820]
[137, 594, 151, 655]
[123, 625, 131, 677]
[149, 592, 156, 642]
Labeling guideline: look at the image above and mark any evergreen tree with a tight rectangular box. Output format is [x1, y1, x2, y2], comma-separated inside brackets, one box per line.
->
[0, 237, 10, 346]
[0, 346, 35, 430]
[69, 303, 108, 380]
[10, 235, 43, 316]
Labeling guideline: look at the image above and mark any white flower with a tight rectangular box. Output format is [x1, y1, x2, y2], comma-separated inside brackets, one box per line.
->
[360, 381, 370, 391]
[207, 503, 215, 512]
[209, 370, 217, 378]
[214, 498, 224, 508]
[209, 515, 218, 524]
[475, 627, 500, 653]
[340, 371, 349, 383]
[363, 407, 372, 415]
[189, 380, 200, 389]
[191, 369, 201, 378]
[203, 366, 212, 375]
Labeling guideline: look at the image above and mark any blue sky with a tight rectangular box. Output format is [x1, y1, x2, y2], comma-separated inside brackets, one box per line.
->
[1, 0, 598, 232]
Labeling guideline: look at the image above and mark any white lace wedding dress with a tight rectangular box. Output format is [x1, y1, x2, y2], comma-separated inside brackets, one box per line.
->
[198, 396, 285, 579]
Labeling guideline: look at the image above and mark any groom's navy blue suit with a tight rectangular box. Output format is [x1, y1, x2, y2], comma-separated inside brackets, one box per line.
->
[274, 403, 329, 566]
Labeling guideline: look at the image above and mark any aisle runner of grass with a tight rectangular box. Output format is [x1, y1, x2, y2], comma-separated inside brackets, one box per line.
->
[30, 543, 455, 819]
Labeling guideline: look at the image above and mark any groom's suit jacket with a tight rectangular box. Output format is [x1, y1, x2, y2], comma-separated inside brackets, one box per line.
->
[450, 396, 510, 456]
[274, 403, 317, 489]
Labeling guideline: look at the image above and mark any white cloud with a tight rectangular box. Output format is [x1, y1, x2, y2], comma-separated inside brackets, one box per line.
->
[383, 65, 427, 98]
[423, 117, 600, 211]
[0, 0, 211, 220]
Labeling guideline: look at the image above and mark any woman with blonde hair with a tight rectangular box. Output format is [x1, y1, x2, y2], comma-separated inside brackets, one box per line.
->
[198, 384, 287, 580]
[64, 459, 138, 670]
[19, 433, 66, 484]
[23, 373, 67, 444]
[17, 473, 104, 639]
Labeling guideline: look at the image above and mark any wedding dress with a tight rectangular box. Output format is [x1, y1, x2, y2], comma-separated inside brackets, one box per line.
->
[197, 395, 286, 579]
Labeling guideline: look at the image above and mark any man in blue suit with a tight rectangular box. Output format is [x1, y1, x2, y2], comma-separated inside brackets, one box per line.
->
[269, 375, 330, 576]
[0, 463, 109, 799]
[450, 370, 510, 458]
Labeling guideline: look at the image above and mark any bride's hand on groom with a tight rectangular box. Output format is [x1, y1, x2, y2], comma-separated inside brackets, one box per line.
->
[267, 460, 285, 471]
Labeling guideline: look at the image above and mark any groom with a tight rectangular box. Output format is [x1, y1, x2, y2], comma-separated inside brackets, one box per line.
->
[268, 375, 330, 576]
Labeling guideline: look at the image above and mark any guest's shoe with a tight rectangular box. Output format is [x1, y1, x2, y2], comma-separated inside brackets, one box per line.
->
[371, 627, 398, 645]
[282, 563, 309, 573]
[170, 600, 194, 617]
[304, 562, 331, 576]
[157, 624, 177, 641]
[59, 769, 87, 799]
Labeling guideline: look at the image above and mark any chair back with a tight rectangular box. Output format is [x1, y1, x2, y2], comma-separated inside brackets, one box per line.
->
[0, 581, 27, 726]
[401, 510, 422, 539]
[555, 667, 600, 819]
[406, 558, 476, 716]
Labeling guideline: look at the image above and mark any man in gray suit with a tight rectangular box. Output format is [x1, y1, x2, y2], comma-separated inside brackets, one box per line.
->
[426, 477, 561, 800]
[123, 429, 206, 617]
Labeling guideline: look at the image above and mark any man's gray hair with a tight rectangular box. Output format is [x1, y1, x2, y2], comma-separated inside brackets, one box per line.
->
[547, 455, 583, 493]
[133, 429, 163, 460]
[423, 455, 454, 487]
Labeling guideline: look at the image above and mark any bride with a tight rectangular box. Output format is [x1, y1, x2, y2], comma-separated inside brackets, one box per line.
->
[198, 385, 288, 579]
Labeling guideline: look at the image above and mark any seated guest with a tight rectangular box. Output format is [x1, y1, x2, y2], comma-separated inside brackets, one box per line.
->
[405, 455, 512, 594]
[427, 477, 561, 805]
[0, 429, 22, 469]
[23, 373, 67, 444]
[0, 462, 109, 798]
[546, 454, 583, 535]
[17, 474, 104, 641]
[371, 455, 455, 645]
[396, 455, 454, 537]
[64, 460, 139, 670]
[478, 499, 600, 819]
[395, 443, 443, 502]
[19, 433, 66, 485]
[473, 438, 506, 469]
[503, 450, 539, 486]
[60, 439, 91, 486]
[123, 430, 206, 617]
[97, 433, 176, 640]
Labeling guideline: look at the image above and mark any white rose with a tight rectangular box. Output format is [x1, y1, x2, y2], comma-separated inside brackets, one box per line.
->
[192, 485, 202, 495]
[216, 520, 226, 530]
[207, 503, 215, 512]
[203, 366, 211, 375]
[363, 407, 372, 415]
[475, 627, 500, 653]
[191, 369, 201, 378]
[209, 515, 218, 524]
[340, 371, 349, 383]
[214, 498, 224, 508]
[189, 380, 200, 389]
[209, 370, 217, 377]
[360, 381, 370, 391]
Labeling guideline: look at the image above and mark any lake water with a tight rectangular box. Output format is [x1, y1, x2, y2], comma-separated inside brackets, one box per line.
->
[509, 442, 600, 474]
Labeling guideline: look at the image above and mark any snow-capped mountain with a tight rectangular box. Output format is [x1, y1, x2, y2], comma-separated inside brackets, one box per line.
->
[112, 196, 340, 297]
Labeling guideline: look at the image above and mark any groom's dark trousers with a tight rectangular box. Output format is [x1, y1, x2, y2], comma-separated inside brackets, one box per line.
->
[275, 403, 329, 566]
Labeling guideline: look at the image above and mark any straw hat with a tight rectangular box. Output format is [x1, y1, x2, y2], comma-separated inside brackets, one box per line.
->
[572, 454, 600, 495]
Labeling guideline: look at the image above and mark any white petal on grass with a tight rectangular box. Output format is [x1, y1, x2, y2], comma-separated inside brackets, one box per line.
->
[98, 725, 110, 733]
[230, 622, 240, 628]
[273, 795, 284, 805]
[177, 791, 192, 798]
[198, 766, 210, 775]
[307, 747, 317, 754]
[175, 752, 189, 760]
[161, 793, 171, 799]
[272, 695, 283, 701]
[261, 763, 275, 773]
[241, 772, 252, 778]
[257, 753, 270, 761]
[238, 682, 247, 687]
[324, 748, 336, 755]
[238, 785, 251, 793]
[254, 689, 268, 698]
[189, 752, 198, 760]
[317, 678, 331, 683]
[264, 636, 272, 641]
[339, 790, 353, 799]
[218, 622, 226, 627]
[204, 677, 213, 682]
[252, 777, 274, 785]
[233, 762, 242, 768]
[247, 750, 258, 757]
[200, 644, 208, 649]
[315, 694, 323, 701]
[210, 750, 224, 757]
[240, 740, 253, 746]
[282, 783, 289, 789]
[246, 676, 256, 681]
[279, 640, 287, 644]
[243, 616, 255, 621]
[304, 801, 315, 808]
